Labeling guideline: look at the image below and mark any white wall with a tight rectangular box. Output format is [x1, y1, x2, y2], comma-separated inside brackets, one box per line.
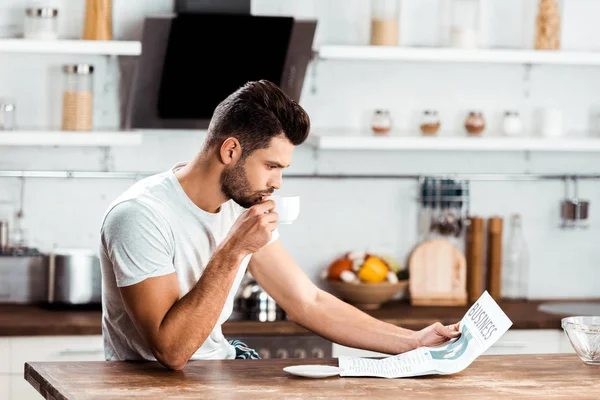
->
[0, 0, 599, 299]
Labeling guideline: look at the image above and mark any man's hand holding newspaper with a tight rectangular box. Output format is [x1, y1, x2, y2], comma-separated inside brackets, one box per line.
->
[416, 321, 462, 347]
[338, 291, 513, 378]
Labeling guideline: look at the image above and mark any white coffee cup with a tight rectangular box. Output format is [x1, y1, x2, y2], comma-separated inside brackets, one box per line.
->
[270, 196, 300, 225]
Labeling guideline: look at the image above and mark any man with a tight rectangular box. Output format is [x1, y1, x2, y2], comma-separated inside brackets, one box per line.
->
[100, 80, 460, 370]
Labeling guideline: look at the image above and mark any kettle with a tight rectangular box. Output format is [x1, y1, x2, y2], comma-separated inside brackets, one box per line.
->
[234, 272, 286, 322]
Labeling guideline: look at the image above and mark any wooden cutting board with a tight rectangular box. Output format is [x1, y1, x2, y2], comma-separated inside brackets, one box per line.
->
[409, 239, 467, 306]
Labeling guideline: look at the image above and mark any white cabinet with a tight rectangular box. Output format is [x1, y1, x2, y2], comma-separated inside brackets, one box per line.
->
[6, 335, 104, 400]
[0, 375, 9, 400]
[10, 335, 104, 374]
[483, 330, 571, 355]
[0, 339, 9, 374]
[10, 375, 40, 400]
[333, 330, 574, 358]
[0, 339, 10, 399]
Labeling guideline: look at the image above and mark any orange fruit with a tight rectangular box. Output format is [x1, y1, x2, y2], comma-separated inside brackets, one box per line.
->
[357, 256, 389, 283]
[327, 257, 353, 280]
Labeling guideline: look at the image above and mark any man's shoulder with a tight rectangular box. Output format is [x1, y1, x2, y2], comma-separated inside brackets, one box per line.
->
[101, 171, 173, 231]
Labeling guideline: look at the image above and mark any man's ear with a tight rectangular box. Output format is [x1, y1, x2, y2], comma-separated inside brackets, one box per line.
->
[219, 137, 242, 165]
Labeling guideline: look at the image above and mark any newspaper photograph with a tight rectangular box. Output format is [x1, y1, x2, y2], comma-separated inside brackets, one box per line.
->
[338, 291, 513, 378]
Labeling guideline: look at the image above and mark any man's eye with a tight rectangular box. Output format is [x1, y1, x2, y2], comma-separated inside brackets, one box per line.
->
[268, 165, 276, 170]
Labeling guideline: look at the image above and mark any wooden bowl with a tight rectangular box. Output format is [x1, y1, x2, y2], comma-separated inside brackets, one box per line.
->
[327, 280, 408, 310]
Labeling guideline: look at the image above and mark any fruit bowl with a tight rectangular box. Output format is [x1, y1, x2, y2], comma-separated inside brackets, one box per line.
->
[562, 316, 600, 365]
[327, 279, 408, 310]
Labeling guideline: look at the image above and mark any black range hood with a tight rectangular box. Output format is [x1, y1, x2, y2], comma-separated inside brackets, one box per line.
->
[126, 4, 317, 130]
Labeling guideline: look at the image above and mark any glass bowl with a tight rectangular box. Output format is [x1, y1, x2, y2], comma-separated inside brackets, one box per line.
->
[562, 316, 600, 365]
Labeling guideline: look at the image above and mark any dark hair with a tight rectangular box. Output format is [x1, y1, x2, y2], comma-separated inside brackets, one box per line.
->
[204, 80, 310, 157]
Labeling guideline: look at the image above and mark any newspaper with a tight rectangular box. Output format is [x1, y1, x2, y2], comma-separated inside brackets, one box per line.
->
[338, 291, 513, 378]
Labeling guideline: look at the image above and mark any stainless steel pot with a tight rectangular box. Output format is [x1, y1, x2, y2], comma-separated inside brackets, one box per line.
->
[234, 273, 286, 322]
[43, 248, 101, 305]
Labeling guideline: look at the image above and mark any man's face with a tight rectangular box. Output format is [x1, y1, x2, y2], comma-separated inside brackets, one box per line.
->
[220, 136, 294, 208]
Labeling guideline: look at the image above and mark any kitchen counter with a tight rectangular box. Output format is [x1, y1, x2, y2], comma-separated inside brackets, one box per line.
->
[25, 355, 600, 399]
[0, 304, 102, 336]
[1, 299, 596, 336]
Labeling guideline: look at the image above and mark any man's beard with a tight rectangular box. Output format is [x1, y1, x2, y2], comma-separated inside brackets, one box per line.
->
[220, 161, 273, 209]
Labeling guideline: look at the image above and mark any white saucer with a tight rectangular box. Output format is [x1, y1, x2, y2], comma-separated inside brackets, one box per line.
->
[283, 365, 344, 378]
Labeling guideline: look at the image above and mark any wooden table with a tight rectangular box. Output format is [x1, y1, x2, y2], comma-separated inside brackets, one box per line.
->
[25, 354, 600, 399]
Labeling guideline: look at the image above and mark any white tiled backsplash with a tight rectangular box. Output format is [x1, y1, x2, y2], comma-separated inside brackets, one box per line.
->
[0, 0, 599, 299]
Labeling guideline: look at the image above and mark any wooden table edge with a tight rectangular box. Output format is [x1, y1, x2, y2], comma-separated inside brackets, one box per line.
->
[25, 362, 73, 400]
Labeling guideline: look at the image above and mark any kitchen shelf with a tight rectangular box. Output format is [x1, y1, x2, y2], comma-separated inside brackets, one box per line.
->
[0, 39, 141, 56]
[0, 131, 143, 146]
[306, 132, 600, 152]
[316, 45, 600, 66]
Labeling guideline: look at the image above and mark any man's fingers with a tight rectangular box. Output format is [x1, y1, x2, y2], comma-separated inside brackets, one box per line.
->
[251, 200, 276, 214]
[263, 211, 279, 223]
[446, 323, 461, 337]
[435, 322, 460, 338]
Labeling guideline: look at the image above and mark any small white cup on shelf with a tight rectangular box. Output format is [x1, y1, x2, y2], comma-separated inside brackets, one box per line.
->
[541, 108, 563, 138]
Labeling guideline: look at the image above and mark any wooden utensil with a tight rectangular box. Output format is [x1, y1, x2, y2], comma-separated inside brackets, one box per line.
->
[408, 239, 467, 306]
[487, 217, 503, 301]
[466, 216, 484, 303]
[83, 0, 112, 40]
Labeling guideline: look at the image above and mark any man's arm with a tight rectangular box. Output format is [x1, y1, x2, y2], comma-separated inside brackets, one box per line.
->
[120, 245, 245, 370]
[114, 200, 277, 370]
[249, 241, 460, 355]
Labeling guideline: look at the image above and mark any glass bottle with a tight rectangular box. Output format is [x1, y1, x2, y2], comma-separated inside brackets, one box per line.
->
[502, 214, 529, 300]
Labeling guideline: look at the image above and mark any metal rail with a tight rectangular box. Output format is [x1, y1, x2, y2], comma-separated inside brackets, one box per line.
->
[0, 170, 600, 181]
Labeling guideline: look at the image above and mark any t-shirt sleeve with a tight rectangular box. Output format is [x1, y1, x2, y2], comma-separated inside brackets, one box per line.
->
[101, 200, 175, 287]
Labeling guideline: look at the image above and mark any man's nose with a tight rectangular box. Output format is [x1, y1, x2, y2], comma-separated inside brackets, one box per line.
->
[270, 172, 282, 190]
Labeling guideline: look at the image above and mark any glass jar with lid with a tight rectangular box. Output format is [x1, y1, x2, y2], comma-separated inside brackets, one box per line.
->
[502, 111, 523, 136]
[449, 0, 480, 48]
[370, 0, 400, 46]
[371, 109, 392, 135]
[420, 110, 441, 136]
[62, 64, 94, 132]
[24, 8, 59, 40]
[465, 111, 485, 136]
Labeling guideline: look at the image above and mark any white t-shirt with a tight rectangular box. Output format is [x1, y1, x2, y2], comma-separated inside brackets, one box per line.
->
[99, 163, 279, 361]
